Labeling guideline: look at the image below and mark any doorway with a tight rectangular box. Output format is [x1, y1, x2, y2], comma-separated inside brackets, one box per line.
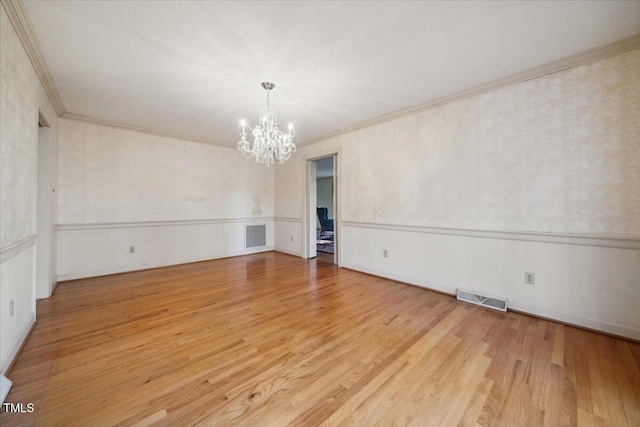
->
[307, 155, 337, 264]
[36, 114, 54, 299]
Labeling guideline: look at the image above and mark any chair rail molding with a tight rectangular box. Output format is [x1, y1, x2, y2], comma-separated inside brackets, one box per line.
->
[273, 217, 303, 223]
[0, 235, 36, 263]
[342, 221, 640, 250]
[57, 217, 276, 231]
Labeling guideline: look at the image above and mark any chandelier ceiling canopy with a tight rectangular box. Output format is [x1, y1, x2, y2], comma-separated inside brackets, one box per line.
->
[237, 82, 296, 166]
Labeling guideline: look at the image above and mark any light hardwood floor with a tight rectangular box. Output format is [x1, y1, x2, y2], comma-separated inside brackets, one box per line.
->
[1, 252, 639, 426]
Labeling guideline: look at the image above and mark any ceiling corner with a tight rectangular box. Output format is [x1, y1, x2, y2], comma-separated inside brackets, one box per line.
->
[1, 0, 66, 117]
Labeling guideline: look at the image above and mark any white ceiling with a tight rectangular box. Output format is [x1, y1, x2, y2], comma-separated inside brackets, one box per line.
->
[23, 1, 640, 146]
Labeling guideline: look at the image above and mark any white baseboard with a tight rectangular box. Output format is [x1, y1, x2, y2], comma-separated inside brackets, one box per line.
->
[508, 301, 640, 341]
[340, 262, 457, 296]
[341, 262, 640, 341]
[1, 314, 35, 374]
[57, 246, 274, 281]
[274, 248, 303, 257]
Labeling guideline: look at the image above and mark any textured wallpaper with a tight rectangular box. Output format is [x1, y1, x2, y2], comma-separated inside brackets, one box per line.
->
[273, 151, 305, 219]
[57, 119, 274, 224]
[277, 49, 640, 238]
[0, 7, 39, 248]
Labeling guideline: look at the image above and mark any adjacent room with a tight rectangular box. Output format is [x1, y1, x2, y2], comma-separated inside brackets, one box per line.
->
[314, 156, 336, 264]
[1, 0, 639, 425]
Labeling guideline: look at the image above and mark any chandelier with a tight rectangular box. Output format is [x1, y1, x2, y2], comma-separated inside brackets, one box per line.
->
[237, 82, 296, 166]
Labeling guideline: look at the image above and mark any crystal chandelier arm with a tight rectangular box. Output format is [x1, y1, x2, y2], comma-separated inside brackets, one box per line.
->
[237, 82, 295, 166]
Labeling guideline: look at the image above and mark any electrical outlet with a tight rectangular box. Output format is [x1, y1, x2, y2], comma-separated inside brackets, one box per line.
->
[129, 246, 135, 254]
[290, 235, 293, 242]
[525, 272, 535, 285]
[383, 249, 388, 258]
[10, 300, 14, 318]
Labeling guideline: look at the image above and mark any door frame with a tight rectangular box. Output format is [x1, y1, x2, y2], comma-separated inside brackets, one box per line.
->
[303, 148, 341, 266]
[307, 160, 317, 259]
[35, 110, 55, 300]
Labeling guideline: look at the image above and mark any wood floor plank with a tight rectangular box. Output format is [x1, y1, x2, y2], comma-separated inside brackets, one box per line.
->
[552, 324, 565, 367]
[0, 252, 638, 426]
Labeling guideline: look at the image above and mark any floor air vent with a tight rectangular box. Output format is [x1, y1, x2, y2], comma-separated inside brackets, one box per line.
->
[457, 288, 507, 312]
[245, 224, 266, 248]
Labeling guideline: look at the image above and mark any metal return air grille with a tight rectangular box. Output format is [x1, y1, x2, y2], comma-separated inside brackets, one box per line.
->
[457, 288, 507, 312]
[245, 225, 266, 248]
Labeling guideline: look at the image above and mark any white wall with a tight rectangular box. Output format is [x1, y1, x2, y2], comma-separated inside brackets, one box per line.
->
[274, 146, 306, 256]
[35, 127, 57, 298]
[0, 246, 36, 372]
[0, 4, 59, 373]
[274, 49, 640, 340]
[0, 9, 38, 249]
[342, 225, 640, 339]
[274, 218, 303, 257]
[56, 118, 275, 279]
[57, 219, 274, 280]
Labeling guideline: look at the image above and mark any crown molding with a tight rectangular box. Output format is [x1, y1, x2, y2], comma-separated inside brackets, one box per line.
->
[1, 0, 66, 117]
[62, 113, 231, 148]
[302, 33, 640, 146]
[3, 0, 638, 145]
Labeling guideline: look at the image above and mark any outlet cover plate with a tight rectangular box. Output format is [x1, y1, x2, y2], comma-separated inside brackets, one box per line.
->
[525, 272, 535, 284]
